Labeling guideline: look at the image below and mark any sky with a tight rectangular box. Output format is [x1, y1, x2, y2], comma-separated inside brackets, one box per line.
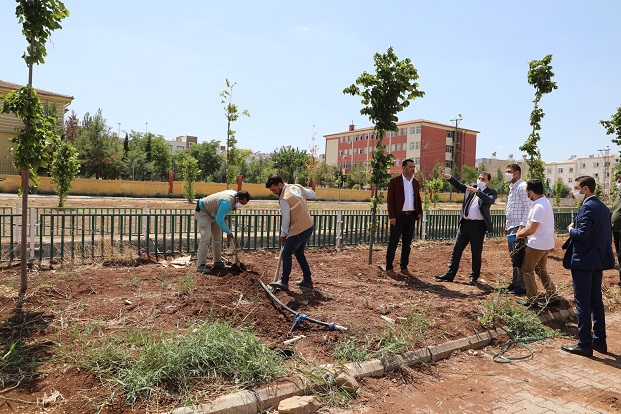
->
[1, 1, 621, 166]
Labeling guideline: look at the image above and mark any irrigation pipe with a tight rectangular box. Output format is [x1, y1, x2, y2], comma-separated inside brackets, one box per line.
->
[259, 280, 348, 333]
[491, 323, 547, 364]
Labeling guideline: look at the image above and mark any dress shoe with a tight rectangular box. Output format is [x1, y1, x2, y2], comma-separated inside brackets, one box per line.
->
[386, 269, 398, 277]
[508, 287, 527, 296]
[269, 280, 289, 291]
[537, 298, 562, 308]
[593, 341, 608, 354]
[296, 279, 314, 289]
[518, 299, 539, 308]
[434, 274, 455, 282]
[467, 277, 478, 286]
[505, 284, 516, 291]
[561, 344, 593, 357]
[400, 268, 414, 277]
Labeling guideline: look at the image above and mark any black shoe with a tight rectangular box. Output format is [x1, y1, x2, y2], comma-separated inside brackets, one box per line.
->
[212, 261, 225, 270]
[593, 341, 608, 354]
[269, 280, 289, 291]
[518, 299, 539, 308]
[434, 274, 454, 282]
[467, 276, 478, 286]
[296, 280, 314, 289]
[561, 344, 593, 357]
[537, 298, 562, 308]
[505, 284, 516, 291]
[508, 288, 527, 296]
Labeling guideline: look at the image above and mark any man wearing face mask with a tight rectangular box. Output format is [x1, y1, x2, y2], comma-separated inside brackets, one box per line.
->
[435, 172, 497, 285]
[266, 174, 316, 291]
[610, 174, 621, 286]
[504, 164, 531, 295]
[515, 179, 560, 308]
[561, 176, 615, 357]
[195, 189, 250, 274]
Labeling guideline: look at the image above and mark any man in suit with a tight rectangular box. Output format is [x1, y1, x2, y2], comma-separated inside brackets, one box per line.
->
[434, 172, 497, 285]
[561, 176, 615, 357]
[610, 174, 621, 286]
[385, 159, 423, 277]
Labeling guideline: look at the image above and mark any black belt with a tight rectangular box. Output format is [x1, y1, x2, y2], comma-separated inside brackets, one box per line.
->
[401, 211, 415, 215]
[195, 200, 201, 212]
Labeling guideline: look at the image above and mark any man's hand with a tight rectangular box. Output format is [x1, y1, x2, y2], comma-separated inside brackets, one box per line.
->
[567, 223, 574, 232]
[389, 218, 396, 226]
[280, 236, 287, 245]
[227, 233, 234, 242]
[465, 185, 477, 193]
[441, 173, 451, 181]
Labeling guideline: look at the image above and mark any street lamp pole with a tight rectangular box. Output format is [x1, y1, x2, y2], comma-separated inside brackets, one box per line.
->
[118, 123, 121, 138]
[145, 122, 148, 134]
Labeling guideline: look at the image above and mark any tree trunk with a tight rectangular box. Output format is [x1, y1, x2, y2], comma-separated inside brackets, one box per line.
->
[20, 170, 29, 294]
[368, 184, 378, 265]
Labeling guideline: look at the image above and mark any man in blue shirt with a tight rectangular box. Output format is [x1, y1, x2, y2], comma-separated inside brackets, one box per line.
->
[195, 190, 250, 274]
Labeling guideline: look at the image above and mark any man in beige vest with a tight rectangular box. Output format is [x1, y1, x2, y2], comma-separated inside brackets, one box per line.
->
[265, 175, 315, 291]
[194, 189, 250, 274]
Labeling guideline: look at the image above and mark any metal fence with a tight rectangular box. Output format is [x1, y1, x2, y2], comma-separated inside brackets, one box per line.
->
[0, 208, 580, 263]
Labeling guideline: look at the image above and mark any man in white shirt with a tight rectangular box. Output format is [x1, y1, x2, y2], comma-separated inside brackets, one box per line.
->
[516, 179, 560, 308]
[265, 174, 316, 291]
[504, 164, 531, 295]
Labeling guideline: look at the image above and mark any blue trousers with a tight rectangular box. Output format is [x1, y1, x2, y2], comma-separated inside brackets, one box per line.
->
[571, 269, 606, 349]
[281, 226, 314, 284]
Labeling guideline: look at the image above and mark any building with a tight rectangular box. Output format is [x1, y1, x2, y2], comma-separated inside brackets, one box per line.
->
[544, 153, 615, 193]
[0, 80, 73, 174]
[324, 119, 478, 176]
[476, 155, 530, 177]
[166, 135, 197, 152]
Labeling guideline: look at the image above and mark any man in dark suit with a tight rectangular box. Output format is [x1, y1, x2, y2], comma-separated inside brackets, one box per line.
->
[561, 176, 615, 357]
[435, 172, 497, 285]
[385, 159, 423, 277]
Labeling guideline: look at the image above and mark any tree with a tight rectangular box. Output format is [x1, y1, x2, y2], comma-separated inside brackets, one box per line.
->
[519, 54, 557, 182]
[184, 140, 223, 181]
[346, 162, 369, 189]
[343, 46, 425, 264]
[314, 162, 339, 188]
[1, 0, 69, 294]
[50, 140, 79, 206]
[221, 79, 249, 187]
[181, 156, 200, 203]
[600, 105, 621, 177]
[271, 146, 310, 184]
[241, 156, 274, 184]
[64, 109, 80, 143]
[461, 165, 480, 185]
[118, 131, 171, 181]
[490, 167, 509, 197]
[75, 110, 122, 179]
[552, 179, 570, 206]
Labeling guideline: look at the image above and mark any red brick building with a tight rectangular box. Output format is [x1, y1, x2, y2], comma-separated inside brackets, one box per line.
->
[324, 119, 478, 176]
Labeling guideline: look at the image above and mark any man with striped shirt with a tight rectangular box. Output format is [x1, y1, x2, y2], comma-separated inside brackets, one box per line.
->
[504, 164, 531, 295]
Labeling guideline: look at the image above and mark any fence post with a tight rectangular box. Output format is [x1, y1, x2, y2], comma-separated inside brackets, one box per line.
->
[421, 210, 427, 241]
[336, 211, 342, 248]
[29, 207, 36, 258]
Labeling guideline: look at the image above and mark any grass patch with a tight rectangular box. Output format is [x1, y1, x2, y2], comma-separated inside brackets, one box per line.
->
[58, 319, 285, 404]
[333, 306, 431, 362]
[177, 273, 196, 296]
[478, 291, 561, 339]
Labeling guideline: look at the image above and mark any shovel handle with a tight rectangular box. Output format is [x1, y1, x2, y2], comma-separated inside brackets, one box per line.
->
[274, 248, 283, 283]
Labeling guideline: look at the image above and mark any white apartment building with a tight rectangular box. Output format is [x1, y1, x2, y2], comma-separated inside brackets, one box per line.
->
[544, 153, 616, 192]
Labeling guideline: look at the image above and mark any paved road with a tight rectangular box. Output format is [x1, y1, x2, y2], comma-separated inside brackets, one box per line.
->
[333, 311, 621, 413]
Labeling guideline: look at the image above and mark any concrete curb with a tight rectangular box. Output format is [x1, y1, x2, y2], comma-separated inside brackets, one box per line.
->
[172, 300, 620, 414]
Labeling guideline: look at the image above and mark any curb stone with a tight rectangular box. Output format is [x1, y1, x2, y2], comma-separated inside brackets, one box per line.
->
[171, 300, 620, 414]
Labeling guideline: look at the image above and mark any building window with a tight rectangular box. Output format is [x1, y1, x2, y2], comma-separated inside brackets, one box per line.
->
[410, 127, 416, 134]
[569, 167, 573, 173]
[390, 144, 395, 151]
[409, 142, 415, 150]
[445, 161, 453, 169]
[339, 150, 343, 156]
[446, 145, 453, 154]
[547, 168, 551, 173]
[582, 163, 586, 168]
[446, 130, 455, 138]
[568, 178, 573, 183]
[339, 137, 343, 143]
[595, 173, 599, 178]
[415, 142, 420, 149]
[417, 126, 421, 133]
[594, 162, 599, 167]
[415, 157, 420, 165]
[558, 168, 563, 173]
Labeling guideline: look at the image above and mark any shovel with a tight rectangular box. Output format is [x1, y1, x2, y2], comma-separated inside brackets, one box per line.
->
[230, 239, 247, 272]
[268, 248, 284, 293]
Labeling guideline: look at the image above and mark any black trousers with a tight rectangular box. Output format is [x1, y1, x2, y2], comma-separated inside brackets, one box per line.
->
[386, 213, 416, 271]
[445, 220, 486, 279]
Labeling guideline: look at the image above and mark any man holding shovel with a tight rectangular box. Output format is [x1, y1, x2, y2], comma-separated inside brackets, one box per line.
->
[266, 174, 316, 291]
[195, 189, 250, 274]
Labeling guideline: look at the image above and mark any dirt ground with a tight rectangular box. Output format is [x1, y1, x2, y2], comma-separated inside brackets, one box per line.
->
[1, 195, 620, 413]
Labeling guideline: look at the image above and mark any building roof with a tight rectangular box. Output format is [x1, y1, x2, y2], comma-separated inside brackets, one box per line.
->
[324, 118, 480, 138]
[0, 80, 73, 100]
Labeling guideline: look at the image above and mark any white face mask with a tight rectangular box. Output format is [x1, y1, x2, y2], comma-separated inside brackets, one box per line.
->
[476, 180, 487, 190]
[617, 182, 621, 191]
[573, 189, 585, 202]
[504, 172, 514, 181]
